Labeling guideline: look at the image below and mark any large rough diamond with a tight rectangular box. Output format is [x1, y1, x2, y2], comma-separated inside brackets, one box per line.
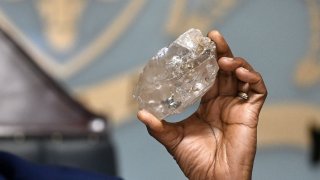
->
[133, 28, 219, 119]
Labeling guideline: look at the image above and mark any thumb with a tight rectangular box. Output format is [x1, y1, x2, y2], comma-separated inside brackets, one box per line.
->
[137, 110, 182, 150]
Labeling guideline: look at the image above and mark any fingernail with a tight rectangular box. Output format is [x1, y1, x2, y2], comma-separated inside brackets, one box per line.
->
[240, 67, 249, 71]
[207, 30, 221, 38]
[137, 109, 145, 117]
[221, 57, 233, 61]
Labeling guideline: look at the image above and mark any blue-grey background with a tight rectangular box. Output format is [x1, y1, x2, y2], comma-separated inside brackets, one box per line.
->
[0, 0, 320, 179]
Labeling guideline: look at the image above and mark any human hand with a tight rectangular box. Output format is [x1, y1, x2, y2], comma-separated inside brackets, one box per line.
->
[137, 31, 267, 180]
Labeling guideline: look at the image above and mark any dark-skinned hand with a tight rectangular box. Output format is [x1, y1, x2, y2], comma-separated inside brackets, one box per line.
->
[137, 31, 267, 180]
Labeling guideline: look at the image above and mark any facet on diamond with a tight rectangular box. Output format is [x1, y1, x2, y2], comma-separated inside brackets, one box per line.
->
[133, 28, 219, 119]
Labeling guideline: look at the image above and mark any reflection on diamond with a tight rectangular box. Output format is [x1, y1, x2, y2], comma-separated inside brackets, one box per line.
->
[133, 29, 219, 119]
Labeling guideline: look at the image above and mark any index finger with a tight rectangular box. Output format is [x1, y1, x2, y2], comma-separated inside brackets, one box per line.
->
[201, 30, 235, 102]
[207, 30, 233, 58]
[207, 30, 237, 97]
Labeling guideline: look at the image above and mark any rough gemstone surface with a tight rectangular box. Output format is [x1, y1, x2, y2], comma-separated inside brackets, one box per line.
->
[133, 28, 219, 119]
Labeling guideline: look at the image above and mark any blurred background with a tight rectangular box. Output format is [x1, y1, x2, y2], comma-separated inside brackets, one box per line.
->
[0, 0, 320, 179]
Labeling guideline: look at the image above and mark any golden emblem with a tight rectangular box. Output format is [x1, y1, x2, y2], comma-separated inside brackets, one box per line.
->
[166, 0, 239, 36]
[295, 0, 320, 87]
[0, 0, 146, 78]
[36, 0, 87, 52]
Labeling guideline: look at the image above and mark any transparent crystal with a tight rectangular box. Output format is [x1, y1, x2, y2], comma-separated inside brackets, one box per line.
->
[133, 28, 219, 119]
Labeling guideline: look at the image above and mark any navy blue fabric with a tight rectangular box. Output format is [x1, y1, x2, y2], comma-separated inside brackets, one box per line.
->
[0, 151, 121, 180]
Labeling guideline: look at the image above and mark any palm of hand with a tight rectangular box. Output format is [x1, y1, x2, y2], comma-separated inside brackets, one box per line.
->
[170, 96, 259, 180]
